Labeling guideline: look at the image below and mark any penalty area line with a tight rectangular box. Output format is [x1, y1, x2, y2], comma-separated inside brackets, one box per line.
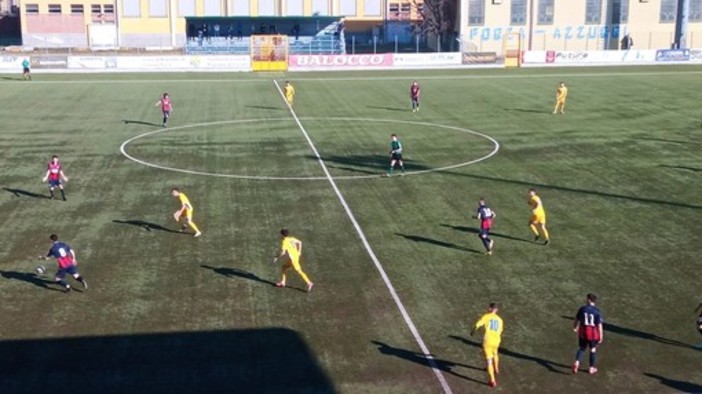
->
[272, 79, 453, 394]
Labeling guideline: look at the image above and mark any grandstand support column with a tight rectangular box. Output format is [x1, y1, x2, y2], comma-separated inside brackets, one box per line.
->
[169, 0, 176, 46]
[458, 0, 468, 44]
[115, 0, 121, 47]
[674, 0, 690, 48]
[527, 0, 534, 50]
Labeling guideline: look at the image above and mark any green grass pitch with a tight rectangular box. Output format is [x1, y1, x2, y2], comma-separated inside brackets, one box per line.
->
[0, 66, 700, 393]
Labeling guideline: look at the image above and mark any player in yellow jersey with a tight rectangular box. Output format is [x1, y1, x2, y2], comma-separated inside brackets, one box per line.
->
[171, 187, 202, 237]
[471, 303, 504, 388]
[528, 188, 550, 245]
[553, 81, 568, 114]
[284, 81, 295, 106]
[274, 228, 313, 292]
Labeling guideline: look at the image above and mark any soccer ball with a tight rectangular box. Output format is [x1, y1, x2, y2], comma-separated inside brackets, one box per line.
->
[35, 265, 46, 275]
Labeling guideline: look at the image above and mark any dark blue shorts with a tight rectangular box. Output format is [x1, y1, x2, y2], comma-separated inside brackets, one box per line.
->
[49, 179, 62, 188]
[391, 153, 402, 161]
[56, 265, 78, 279]
[23, 67, 30, 73]
[479, 228, 491, 237]
[578, 337, 599, 349]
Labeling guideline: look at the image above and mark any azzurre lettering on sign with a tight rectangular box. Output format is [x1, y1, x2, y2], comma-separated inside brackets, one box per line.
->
[468, 25, 627, 42]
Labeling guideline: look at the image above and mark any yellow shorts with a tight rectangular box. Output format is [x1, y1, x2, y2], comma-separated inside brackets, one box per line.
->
[483, 344, 499, 359]
[283, 257, 302, 271]
[183, 209, 193, 220]
[530, 213, 546, 224]
[286, 95, 294, 103]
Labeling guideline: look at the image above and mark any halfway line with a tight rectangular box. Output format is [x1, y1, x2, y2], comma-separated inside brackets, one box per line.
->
[272, 79, 453, 394]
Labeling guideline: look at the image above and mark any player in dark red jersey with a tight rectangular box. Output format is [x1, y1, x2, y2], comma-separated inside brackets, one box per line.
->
[42, 155, 69, 200]
[410, 81, 420, 112]
[155, 93, 172, 127]
[572, 293, 603, 374]
[472, 198, 496, 255]
[42, 234, 87, 292]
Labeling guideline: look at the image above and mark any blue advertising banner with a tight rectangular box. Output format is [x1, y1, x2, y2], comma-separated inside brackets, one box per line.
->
[655, 49, 690, 62]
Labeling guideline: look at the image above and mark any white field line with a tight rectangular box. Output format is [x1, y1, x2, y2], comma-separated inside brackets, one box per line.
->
[272, 79, 453, 394]
[4, 69, 702, 85]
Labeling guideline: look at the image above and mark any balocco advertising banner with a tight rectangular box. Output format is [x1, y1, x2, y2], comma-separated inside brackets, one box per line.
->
[0, 56, 25, 70]
[392, 53, 461, 67]
[523, 50, 656, 64]
[115, 56, 250, 71]
[289, 54, 393, 70]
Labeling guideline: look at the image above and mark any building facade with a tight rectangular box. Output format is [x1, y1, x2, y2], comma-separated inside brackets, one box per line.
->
[459, 0, 702, 52]
[15, 0, 702, 50]
[17, 0, 422, 47]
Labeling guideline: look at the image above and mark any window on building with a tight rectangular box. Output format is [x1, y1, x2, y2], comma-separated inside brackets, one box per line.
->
[48, 4, 62, 13]
[400, 2, 410, 13]
[104, 4, 114, 13]
[312, 0, 328, 15]
[611, 0, 628, 23]
[585, 0, 602, 24]
[511, 0, 527, 25]
[232, 0, 249, 16]
[149, 0, 167, 17]
[204, 0, 222, 16]
[340, 0, 356, 16]
[468, 0, 484, 25]
[364, 0, 381, 16]
[389, 2, 399, 13]
[287, 0, 304, 15]
[25, 3, 39, 14]
[123, 0, 141, 17]
[689, 0, 702, 22]
[537, 0, 554, 25]
[660, 0, 676, 23]
[91, 4, 102, 13]
[257, 0, 275, 15]
[178, 0, 195, 16]
[71, 4, 84, 14]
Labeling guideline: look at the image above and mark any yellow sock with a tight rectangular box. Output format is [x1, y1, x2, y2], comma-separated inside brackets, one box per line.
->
[487, 360, 495, 383]
[529, 224, 539, 236]
[189, 221, 201, 233]
[542, 228, 550, 240]
[296, 269, 311, 285]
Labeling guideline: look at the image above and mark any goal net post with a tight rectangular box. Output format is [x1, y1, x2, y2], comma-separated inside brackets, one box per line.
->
[503, 32, 522, 68]
[251, 35, 288, 72]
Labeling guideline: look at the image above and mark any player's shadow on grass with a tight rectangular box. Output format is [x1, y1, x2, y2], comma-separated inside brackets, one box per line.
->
[644, 372, 702, 392]
[449, 172, 702, 211]
[3, 187, 49, 199]
[371, 340, 487, 385]
[395, 233, 481, 254]
[636, 136, 701, 145]
[0, 270, 62, 292]
[659, 164, 702, 172]
[448, 335, 571, 375]
[122, 119, 164, 127]
[309, 154, 434, 174]
[440, 223, 533, 243]
[112, 219, 183, 234]
[200, 265, 277, 287]
[0, 76, 23, 81]
[507, 108, 547, 114]
[246, 105, 285, 111]
[365, 105, 407, 112]
[559, 315, 699, 351]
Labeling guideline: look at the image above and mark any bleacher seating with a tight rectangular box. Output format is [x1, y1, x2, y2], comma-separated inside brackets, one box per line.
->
[185, 19, 345, 55]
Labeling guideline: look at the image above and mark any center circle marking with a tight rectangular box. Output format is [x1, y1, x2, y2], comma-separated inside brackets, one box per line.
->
[119, 117, 500, 180]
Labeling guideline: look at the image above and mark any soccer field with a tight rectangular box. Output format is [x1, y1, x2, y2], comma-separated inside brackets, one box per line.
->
[0, 66, 700, 393]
